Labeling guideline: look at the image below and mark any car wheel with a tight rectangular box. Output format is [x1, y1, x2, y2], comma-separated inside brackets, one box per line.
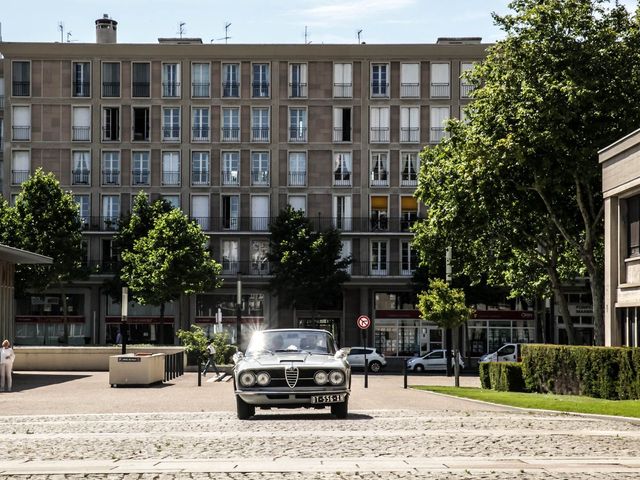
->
[236, 396, 255, 420]
[331, 398, 349, 419]
[369, 361, 382, 373]
[414, 364, 424, 372]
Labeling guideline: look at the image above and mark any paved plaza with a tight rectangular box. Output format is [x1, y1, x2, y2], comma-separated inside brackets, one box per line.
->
[0, 372, 639, 478]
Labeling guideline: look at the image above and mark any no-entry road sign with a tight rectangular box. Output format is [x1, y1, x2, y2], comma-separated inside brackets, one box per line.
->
[357, 315, 371, 330]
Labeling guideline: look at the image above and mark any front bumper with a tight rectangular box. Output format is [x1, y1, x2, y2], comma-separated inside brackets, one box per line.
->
[236, 387, 350, 406]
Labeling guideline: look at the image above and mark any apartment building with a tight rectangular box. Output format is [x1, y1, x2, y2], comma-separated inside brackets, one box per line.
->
[0, 16, 507, 356]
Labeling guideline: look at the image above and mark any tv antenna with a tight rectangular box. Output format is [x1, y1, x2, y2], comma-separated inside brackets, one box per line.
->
[211, 22, 232, 43]
[304, 26, 311, 44]
[66, 31, 73, 43]
[357, 29, 363, 43]
[58, 21, 64, 43]
[178, 22, 186, 39]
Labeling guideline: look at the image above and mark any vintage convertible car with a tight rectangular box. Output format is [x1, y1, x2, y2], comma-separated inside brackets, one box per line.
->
[233, 328, 351, 419]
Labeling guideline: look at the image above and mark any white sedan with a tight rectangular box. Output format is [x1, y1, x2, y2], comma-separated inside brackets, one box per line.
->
[406, 350, 465, 372]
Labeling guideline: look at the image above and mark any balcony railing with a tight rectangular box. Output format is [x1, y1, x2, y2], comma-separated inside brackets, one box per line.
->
[12, 126, 31, 141]
[333, 172, 351, 187]
[371, 82, 389, 97]
[72, 126, 91, 141]
[431, 83, 450, 98]
[191, 171, 210, 186]
[72, 170, 90, 185]
[288, 171, 306, 186]
[76, 216, 124, 232]
[132, 82, 150, 97]
[162, 83, 181, 97]
[192, 127, 210, 142]
[289, 83, 308, 98]
[370, 128, 389, 143]
[251, 127, 270, 142]
[400, 127, 420, 143]
[131, 170, 150, 185]
[0, 95, 4, 109]
[251, 171, 270, 186]
[460, 83, 475, 98]
[333, 128, 351, 143]
[401, 83, 420, 97]
[12, 82, 30, 96]
[370, 170, 389, 187]
[102, 170, 120, 185]
[349, 261, 416, 277]
[216, 260, 272, 276]
[102, 82, 120, 97]
[11, 170, 30, 185]
[222, 170, 240, 185]
[87, 259, 119, 274]
[334, 83, 352, 98]
[192, 83, 210, 98]
[252, 82, 269, 97]
[289, 127, 307, 143]
[162, 171, 181, 186]
[430, 127, 447, 143]
[401, 174, 418, 187]
[222, 82, 239, 97]
[221, 127, 240, 142]
[73, 82, 90, 97]
[102, 128, 119, 142]
[162, 126, 180, 141]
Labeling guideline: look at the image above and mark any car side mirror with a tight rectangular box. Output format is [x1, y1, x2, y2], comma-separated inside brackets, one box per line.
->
[232, 351, 244, 364]
[335, 347, 350, 359]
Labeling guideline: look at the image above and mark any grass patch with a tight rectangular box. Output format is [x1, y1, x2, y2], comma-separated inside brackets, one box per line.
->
[415, 386, 640, 418]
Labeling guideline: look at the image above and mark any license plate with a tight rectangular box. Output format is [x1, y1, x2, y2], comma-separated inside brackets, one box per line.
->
[310, 394, 345, 404]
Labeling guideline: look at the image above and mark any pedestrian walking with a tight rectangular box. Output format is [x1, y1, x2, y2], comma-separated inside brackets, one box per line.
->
[0, 339, 16, 392]
[202, 339, 220, 376]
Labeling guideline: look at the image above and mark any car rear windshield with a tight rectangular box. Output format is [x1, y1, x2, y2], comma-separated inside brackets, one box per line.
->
[246, 330, 337, 356]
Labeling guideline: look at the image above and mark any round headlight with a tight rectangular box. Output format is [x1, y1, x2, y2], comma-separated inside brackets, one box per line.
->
[329, 370, 345, 385]
[314, 370, 329, 385]
[256, 371, 271, 386]
[239, 371, 256, 387]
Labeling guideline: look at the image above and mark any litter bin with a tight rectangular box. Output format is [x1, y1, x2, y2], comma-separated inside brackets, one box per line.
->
[109, 352, 166, 387]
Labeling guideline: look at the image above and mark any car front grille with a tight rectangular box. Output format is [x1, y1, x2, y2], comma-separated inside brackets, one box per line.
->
[241, 368, 345, 388]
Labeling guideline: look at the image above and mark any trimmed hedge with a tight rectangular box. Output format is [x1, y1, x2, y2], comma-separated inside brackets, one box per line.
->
[479, 362, 491, 389]
[521, 344, 640, 400]
[479, 361, 526, 392]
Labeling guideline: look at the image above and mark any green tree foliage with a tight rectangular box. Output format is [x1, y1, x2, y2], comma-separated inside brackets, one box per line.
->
[176, 325, 236, 365]
[267, 206, 351, 319]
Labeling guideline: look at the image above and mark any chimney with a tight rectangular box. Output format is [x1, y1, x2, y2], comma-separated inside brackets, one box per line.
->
[95, 14, 117, 44]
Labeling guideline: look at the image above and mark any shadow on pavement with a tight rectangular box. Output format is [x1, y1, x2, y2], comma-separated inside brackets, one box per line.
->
[250, 412, 373, 421]
[11, 372, 92, 392]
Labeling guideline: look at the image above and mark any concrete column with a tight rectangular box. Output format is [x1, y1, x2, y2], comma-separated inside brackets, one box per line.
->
[604, 196, 621, 346]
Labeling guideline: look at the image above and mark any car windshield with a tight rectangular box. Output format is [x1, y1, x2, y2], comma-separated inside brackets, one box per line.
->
[245, 330, 337, 356]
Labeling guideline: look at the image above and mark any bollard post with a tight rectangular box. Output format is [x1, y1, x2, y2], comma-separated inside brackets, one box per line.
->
[364, 358, 368, 388]
[403, 358, 408, 389]
[198, 360, 202, 387]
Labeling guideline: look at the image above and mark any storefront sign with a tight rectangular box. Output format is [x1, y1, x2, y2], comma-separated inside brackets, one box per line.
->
[105, 316, 175, 324]
[15, 315, 85, 323]
[472, 310, 534, 320]
[117, 357, 141, 363]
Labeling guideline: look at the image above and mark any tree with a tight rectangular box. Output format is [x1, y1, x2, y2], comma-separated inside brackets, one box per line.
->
[120, 209, 222, 344]
[268, 206, 351, 323]
[418, 279, 474, 386]
[12, 169, 86, 342]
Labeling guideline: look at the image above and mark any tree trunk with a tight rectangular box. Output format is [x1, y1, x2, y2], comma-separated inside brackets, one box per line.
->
[547, 266, 575, 345]
[586, 260, 604, 345]
[159, 302, 165, 345]
[453, 326, 460, 387]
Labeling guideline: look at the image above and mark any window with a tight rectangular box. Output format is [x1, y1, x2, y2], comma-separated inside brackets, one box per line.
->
[628, 195, 640, 257]
[371, 63, 388, 97]
[132, 107, 150, 142]
[460, 62, 475, 98]
[101, 151, 120, 185]
[400, 107, 420, 143]
[222, 151, 240, 185]
[251, 195, 269, 231]
[222, 195, 240, 230]
[370, 152, 389, 186]
[162, 63, 181, 97]
[222, 63, 240, 97]
[401, 152, 419, 186]
[162, 107, 180, 141]
[400, 63, 420, 97]
[370, 196, 389, 231]
[333, 195, 352, 231]
[12, 61, 30, 96]
[102, 107, 120, 141]
[74, 195, 90, 226]
[400, 196, 418, 231]
[72, 62, 90, 97]
[191, 151, 210, 186]
[191, 195, 210, 230]
[72, 151, 91, 185]
[252, 63, 270, 97]
[288, 152, 306, 186]
[222, 240, 239, 273]
[162, 152, 180, 186]
[72, 106, 91, 141]
[431, 63, 450, 98]
[340, 239, 352, 273]
[102, 195, 120, 230]
[131, 151, 150, 185]
[289, 63, 308, 98]
[12, 106, 31, 141]
[132, 63, 150, 97]
[192, 107, 210, 141]
[222, 107, 240, 142]
[370, 107, 389, 143]
[334, 63, 353, 98]
[288, 195, 306, 214]
[162, 195, 180, 210]
[289, 108, 307, 142]
[251, 107, 270, 142]
[371, 240, 388, 275]
[102, 62, 120, 97]
[333, 152, 352, 186]
[251, 240, 269, 275]
[11, 150, 30, 185]
[251, 151, 270, 186]
[192, 63, 210, 98]
[430, 107, 450, 143]
[333, 107, 352, 142]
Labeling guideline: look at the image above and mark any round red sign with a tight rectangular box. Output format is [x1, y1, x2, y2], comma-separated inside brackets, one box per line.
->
[357, 315, 371, 330]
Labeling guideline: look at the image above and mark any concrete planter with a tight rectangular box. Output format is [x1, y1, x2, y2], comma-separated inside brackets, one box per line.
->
[109, 353, 166, 386]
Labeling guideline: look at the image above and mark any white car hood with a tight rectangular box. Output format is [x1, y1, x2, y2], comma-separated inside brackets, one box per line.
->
[239, 352, 345, 370]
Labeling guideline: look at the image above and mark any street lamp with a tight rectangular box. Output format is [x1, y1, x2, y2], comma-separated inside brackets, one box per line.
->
[121, 286, 128, 355]
[236, 271, 242, 348]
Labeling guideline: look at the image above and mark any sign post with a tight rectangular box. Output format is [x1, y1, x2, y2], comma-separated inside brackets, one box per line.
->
[121, 287, 128, 355]
[357, 315, 371, 388]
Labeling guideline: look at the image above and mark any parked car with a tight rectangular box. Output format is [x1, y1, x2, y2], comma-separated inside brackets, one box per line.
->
[346, 347, 387, 372]
[232, 329, 351, 420]
[406, 349, 465, 372]
[479, 343, 521, 363]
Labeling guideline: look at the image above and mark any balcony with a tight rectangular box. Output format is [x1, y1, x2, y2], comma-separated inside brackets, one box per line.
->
[192, 83, 210, 98]
[72, 126, 91, 142]
[251, 127, 270, 143]
[289, 83, 307, 98]
[191, 217, 210, 231]
[461, 83, 475, 98]
[431, 83, 450, 98]
[223, 82, 239, 98]
[289, 127, 307, 143]
[102, 82, 120, 97]
[333, 172, 351, 187]
[162, 171, 181, 186]
[12, 82, 30, 97]
[102, 128, 119, 142]
[371, 82, 389, 97]
[370, 128, 389, 143]
[191, 171, 210, 186]
[77, 216, 124, 232]
[11, 170, 30, 185]
[370, 170, 389, 187]
[218, 260, 271, 276]
[401, 174, 418, 187]
[333, 128, 351, 143]
[400, 127, 420, 143]
[430, 127, 446, 143]
[251, 170, 269, 186]
[87, 259, 119, 274]
[131, 169, 150, 185]
[221, 127, 240, 142]
[72, 170, 90, 185]
[349, 261, 416, 277]
[333, 83, 352, 98]
[132, 82, 150, 97]
[73, 82, 90, 97]
[102, 170, 120, 186]
[252, 82, 269, 98]
[192, 127, 210, 142]
[288, 171, 306, 187]
[222, 170, 239, 186]
[401, 83, 420, 97]
[162, 126, 180, 141]
[12, 126, 31, 141]
[162, 83, 181, 97]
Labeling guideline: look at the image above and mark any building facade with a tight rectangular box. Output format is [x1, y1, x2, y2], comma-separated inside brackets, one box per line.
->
[0, 17, 513, 355]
